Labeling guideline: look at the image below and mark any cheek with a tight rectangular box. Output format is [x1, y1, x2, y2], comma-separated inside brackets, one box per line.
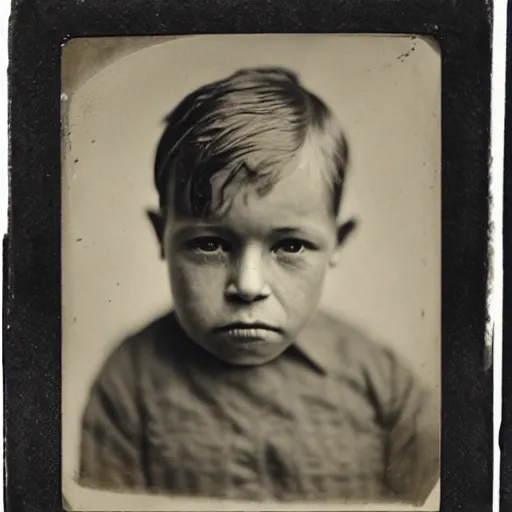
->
[270, 255, 329, 313]
[168, 255, 227, 311]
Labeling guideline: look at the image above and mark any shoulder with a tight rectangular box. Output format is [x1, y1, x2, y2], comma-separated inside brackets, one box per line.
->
[312, 311, 438, 465]
[82, 312, 179, 429]
[307, 309, 394, 371]
[92, 312, 176, 390]
[311, 310, 429, 406]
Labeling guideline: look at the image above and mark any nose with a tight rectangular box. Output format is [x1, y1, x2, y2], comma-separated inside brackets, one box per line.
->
[225, 244, 270, 302]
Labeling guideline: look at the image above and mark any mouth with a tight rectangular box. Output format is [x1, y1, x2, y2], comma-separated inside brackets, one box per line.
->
[213, 322, 283, 342]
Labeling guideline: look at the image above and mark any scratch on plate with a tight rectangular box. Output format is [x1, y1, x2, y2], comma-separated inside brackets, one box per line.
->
[397, 40, 417, 62]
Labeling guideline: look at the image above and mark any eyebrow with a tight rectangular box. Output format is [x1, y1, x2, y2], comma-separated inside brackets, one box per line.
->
[272, 227, 308, 235]
[271, 226, 330, 243]
[172, 224, 233, 239]
[172, 223, 328, 241]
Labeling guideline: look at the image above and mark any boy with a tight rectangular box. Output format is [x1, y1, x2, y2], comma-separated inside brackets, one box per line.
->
[79, 67, 439, 505]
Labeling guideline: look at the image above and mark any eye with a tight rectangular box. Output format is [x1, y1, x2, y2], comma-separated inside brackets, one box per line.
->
[273, 238, 310, 255]
[186, 236, 231, 254]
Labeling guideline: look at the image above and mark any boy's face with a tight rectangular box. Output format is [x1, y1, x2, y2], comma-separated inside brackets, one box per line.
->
[155, 166, 347, 366]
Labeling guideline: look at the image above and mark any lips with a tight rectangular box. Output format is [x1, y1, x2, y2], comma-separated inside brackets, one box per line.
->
[213, 322, 283, 342]
[214, 322, 282, 333]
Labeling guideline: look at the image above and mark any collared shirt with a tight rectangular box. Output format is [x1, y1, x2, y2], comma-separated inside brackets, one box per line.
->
[79, 311, 439, 505]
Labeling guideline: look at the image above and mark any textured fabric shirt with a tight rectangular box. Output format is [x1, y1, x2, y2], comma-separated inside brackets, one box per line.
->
[79, 311, 439, 504]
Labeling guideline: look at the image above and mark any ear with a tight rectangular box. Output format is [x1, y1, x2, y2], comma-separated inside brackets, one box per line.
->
[329, 218, 357, 268]
[147, 209, 166, 259]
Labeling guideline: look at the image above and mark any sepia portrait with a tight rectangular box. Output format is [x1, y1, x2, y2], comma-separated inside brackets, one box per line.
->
[60, 35, 441, 511]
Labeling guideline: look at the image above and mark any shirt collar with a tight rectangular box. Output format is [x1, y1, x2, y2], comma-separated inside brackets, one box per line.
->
[293, 310, 345, 375]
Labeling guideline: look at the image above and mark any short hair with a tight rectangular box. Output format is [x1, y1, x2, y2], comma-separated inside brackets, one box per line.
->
[154, 67, 349, 217]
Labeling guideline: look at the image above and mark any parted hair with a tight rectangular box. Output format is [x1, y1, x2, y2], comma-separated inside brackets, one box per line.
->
[154, 67, 349, 217]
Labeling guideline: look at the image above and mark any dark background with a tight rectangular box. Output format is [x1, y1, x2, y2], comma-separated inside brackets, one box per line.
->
[5, 1, 492, 511]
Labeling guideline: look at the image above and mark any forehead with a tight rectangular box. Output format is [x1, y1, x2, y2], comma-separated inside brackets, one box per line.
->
[169, 165, 336, 234]
[238, 166, 331, 213]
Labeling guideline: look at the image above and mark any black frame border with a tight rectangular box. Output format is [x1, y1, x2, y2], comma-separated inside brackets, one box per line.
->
[501, 3, 511, 511]
[5, 1, 493, 511]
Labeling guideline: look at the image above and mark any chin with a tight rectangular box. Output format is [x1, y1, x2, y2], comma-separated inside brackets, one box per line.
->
[200, 338, 291, 367]
[221, 352, 283, 366]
